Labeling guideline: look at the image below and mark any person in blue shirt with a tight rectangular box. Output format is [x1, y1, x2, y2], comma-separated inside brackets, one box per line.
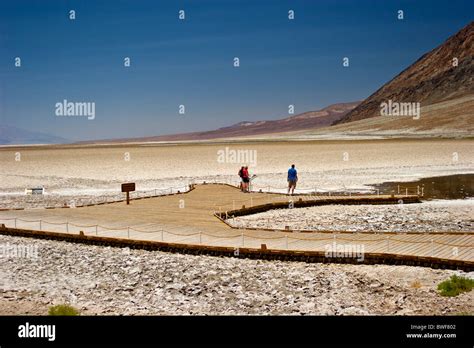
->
[287, 164, 298, 195]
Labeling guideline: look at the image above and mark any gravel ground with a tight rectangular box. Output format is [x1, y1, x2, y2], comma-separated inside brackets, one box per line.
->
[0, 235, 472, 316]
[230, 200, 474, 233]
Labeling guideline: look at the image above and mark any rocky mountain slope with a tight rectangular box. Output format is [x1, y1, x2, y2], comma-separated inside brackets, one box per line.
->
[337, 21, 474, 125]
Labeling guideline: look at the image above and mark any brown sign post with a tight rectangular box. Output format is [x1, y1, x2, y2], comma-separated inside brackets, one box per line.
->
[121, 183, 136, 205]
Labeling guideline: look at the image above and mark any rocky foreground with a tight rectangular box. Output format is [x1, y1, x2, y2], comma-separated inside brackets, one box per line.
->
[0, 235, 472, 316]
[231, 200, 474, 233]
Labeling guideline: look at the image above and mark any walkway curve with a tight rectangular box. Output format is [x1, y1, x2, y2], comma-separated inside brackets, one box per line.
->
[0, 184, 472, 269]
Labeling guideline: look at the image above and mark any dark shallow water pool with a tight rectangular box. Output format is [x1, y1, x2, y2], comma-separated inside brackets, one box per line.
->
[373, 174, 473, 200]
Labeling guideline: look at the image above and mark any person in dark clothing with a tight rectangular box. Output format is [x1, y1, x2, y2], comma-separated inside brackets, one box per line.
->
[238, 166, 245, 191]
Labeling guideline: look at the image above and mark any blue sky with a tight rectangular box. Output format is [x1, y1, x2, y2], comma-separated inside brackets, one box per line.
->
[0, 0, 472, 141]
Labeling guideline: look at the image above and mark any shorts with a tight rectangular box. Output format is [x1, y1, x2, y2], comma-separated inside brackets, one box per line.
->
[243, 178, 250, 183]
[288, 180, 297, 187]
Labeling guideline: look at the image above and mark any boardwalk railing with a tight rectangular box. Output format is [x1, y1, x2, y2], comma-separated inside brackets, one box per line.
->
[1, 184, 192, 210]
[1, 178, 425, 211]
[70, 184, 192, 206]
[211, 193, 421, 219]
[200, 177, 425, 196]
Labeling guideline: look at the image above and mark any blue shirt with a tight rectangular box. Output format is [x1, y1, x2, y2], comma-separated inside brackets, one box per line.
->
[288, 168, 297, 181]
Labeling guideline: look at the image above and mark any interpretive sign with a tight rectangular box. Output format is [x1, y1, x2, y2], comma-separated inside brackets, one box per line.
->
[121, 183, 135, 205]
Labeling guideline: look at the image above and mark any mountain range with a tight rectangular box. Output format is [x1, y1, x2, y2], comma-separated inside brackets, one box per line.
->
[87, 21, 473, 143]
[90, 102, 359, 143]
[0, 125, 67, 145]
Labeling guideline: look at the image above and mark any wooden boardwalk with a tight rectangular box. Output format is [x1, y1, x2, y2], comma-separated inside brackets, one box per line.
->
[0, 184, 472, 264]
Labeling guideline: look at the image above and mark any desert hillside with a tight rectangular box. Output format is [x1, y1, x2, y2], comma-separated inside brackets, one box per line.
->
[292, 95, 474, 138]
[337, 21, 473, 125]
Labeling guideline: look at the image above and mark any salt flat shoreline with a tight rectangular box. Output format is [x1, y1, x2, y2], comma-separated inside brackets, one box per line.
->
[0, 235, 472, 316]
[1, 136, 473, 151]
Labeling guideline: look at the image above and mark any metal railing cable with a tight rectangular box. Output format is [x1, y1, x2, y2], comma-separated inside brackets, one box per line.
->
[0, 217, 472, 251]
